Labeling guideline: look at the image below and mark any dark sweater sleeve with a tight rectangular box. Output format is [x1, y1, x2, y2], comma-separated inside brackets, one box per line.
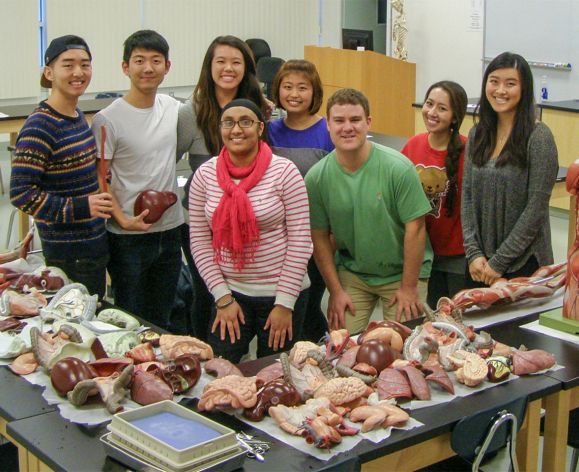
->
[488, 123, 558, 273]
[460, 128, 484, 263]
[10, 125, 87, 224]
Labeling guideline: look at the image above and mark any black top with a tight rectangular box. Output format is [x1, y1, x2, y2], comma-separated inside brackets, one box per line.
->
[538, 99, 579, 113]
[0, 98, 116, 122]
[0, 367, 56, 421]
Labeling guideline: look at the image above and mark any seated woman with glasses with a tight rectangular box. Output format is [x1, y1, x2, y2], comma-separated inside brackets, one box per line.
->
[188, 98, 312, 362]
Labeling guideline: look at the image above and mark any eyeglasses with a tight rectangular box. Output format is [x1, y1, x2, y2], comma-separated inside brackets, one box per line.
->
[220, 118, 260, 129]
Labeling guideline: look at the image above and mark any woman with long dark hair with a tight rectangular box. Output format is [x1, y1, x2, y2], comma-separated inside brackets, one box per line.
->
[461, 52, 558, 287]
[176, 36, 267, 339]
[401, 80, 468, 308]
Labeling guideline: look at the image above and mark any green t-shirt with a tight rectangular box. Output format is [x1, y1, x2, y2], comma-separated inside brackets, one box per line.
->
[305, 142, 433, 285]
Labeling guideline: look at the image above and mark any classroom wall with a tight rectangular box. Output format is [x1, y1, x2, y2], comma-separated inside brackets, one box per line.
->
[0, 0, 320, 101]
[0, 0, 41, 100]
[405, 0, 484, 101]
[485, 0, 579, 101]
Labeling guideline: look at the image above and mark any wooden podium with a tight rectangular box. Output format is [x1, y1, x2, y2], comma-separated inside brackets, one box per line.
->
[304, 45, 416, 138]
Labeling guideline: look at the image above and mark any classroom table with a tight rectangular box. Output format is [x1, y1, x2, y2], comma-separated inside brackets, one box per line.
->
[3, 319, 564, 472]
[482, 314, 579, 472]
[0, 367, 57, 470]
[0, 98, 116, 145]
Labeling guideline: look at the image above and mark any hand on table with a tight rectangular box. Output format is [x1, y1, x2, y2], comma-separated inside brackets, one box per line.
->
[264, 305, 293, 351]
[212, 296, 245, 344]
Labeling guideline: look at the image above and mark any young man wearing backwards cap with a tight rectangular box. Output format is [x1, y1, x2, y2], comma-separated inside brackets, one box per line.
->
[92, 30, 182, 329]
[10, 35, 113, 299]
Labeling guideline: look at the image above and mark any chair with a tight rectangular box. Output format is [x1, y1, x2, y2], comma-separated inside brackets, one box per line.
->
[569, 408, 578, 472]
[450, 396, 528, 471]
[256, 57, 285, 100]
[245, 38, 271, 65]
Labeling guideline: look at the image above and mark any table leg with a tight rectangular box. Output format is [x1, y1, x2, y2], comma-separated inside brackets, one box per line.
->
[362, 433, 455, 471]
[543, 389, 570, 472]
[18, 212, 30, 242]
[516, 398, 540, 472]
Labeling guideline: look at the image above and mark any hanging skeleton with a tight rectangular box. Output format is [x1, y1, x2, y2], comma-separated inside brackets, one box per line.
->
[392, 0, 408, 61]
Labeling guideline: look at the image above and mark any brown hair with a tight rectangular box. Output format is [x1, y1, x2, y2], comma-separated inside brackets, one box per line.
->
[193, 35, 266, 156]
[326, 88, 370, 118]
[272, 59, 323, 114]
[423, 81, 468, 216]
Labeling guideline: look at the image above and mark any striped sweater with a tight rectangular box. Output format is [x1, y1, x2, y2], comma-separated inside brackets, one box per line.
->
[9, 102, 107, 260]
[189, 154, 312, 309]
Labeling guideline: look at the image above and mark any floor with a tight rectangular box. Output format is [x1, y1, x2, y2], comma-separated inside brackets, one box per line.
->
[0, 142, 576, 471]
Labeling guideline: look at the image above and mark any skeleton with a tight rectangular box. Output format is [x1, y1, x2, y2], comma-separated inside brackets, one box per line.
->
[391, 0, 408, 61]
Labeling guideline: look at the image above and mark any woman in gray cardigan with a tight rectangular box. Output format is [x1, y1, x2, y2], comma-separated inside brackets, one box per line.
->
[461, 52, 558, 287]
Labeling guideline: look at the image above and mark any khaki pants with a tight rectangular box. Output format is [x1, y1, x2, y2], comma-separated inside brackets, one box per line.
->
[338, 270, 428, 334]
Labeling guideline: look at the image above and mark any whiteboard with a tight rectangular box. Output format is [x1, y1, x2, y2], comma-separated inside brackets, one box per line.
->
[484, 0, 579, 101]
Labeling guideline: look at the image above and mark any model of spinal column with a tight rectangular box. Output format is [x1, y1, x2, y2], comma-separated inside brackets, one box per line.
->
[392, 0, 408, 61]
[563, 160, 579, 320]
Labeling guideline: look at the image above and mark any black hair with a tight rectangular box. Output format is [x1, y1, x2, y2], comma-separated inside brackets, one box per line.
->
[123, 30, 169, 63]
[472, 52, 536, 168]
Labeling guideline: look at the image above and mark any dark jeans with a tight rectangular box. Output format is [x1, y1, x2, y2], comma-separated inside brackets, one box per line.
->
[208, 289, 309, 364]
[45, 253, 109, 300]
[180, 223, 213, 340]
[301, 258, 328, 343]
[427, 270, 467, 309]
[464, 256, 539, 289]
[108, 227, 181, 330]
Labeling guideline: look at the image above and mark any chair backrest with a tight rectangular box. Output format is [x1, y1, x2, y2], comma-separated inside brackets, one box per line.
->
[245, 38, 271, 65]
[450, 396, 528, 462]
[256, 57, 285, 100]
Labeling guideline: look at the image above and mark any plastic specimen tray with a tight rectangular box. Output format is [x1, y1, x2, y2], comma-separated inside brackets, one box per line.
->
[106, 400, 244, 471]
[101, 432, 246, 472]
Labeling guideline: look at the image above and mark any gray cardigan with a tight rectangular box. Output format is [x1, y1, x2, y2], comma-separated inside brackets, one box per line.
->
[461, 122, 558, 274]
[176, 99, 211, 172]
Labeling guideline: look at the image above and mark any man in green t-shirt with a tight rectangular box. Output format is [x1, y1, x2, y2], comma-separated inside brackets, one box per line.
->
[305, 89, 432, 334]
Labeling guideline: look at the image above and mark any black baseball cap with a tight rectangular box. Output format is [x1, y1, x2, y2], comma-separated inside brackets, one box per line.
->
[41, 35, 92, 88]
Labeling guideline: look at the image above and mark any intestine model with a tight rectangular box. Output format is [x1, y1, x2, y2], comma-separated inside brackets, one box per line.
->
[563, 160, 579, 320]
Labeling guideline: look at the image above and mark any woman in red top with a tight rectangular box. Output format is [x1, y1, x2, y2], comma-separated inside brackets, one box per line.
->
[401, 81, 468, 309]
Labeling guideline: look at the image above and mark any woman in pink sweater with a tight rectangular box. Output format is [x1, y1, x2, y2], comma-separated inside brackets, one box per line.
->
[189, 99, 312, 362]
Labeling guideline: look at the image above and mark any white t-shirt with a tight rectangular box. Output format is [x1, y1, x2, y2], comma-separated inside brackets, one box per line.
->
[92, 94, 183, 234]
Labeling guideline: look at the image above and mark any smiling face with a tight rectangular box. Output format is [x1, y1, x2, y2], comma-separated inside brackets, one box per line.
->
[220, 106, 264, 163]
[122, 48, 170, 94]
[278, 72, 314, 117]
[327, 103, 371, 154]
[44, 49, 92, 98]
[485, 67, 522, 117]
[422, 87, 454, 137]
[211, 45, 245, 94]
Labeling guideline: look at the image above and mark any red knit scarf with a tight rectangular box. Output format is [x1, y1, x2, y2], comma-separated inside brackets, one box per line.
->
[212, 141, 272, 269]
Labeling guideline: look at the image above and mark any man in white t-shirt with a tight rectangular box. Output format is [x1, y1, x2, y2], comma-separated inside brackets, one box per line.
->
[92, 30, 182, 329]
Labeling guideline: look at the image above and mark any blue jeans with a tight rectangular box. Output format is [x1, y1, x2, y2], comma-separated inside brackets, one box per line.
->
[45, 253, 109, 300]
[208, 289, 309, 363]
[107, 227, 181, 329]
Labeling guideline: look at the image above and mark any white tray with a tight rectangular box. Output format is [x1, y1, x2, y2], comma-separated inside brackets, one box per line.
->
[107, 400, 239, 469]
